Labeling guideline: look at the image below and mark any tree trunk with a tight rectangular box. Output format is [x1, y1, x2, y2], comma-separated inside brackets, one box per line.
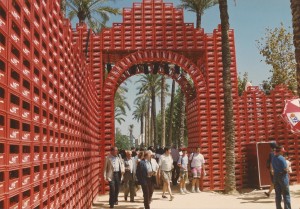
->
[161, 75, 166, 147]
[148, 101, 152, 147]
[60, 0, 66, 17]
[145, 103, 149, 147]
[178, 90, 186, 147]
[290, 0, 300, 96]
[168, 80, 176, 146]
[218, 0, 237, 194]
[141, 113, 144, 135]
[196, 12, 202, 29]
[151, 87, 157, 147]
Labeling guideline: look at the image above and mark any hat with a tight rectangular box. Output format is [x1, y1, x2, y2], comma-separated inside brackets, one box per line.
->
[275, 145, 286, 153]
[270, 142, 277, 149]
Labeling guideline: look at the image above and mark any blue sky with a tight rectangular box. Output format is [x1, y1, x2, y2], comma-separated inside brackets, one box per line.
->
[103, 0, 293, 138]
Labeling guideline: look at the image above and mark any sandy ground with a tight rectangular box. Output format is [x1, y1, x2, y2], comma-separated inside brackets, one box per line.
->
[92, 184, 300, 209]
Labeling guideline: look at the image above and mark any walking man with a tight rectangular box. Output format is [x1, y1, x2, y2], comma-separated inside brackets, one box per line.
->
[189, 147, 206, 193]
[177, 148, 189, 194]
[123, 150, 135, 202]
[272, 145, 291, 209]
[158, 147, 174, 201]
[265, 142, 277, 197]
[104, 147, 125, 208]
[171, 145, 180, 186]
[136, 151, 154, 209]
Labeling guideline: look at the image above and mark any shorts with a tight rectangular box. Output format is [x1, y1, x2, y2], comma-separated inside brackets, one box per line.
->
[179, 170, 188, 182]
[191, 167, 202, 178]
[161, 170, 172, 183]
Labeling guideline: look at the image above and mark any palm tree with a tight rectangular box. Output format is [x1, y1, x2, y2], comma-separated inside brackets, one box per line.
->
[161, 75, 166, 147]
[128, 124, 134, 146]
[66, 0, 120, 31]
[180, 0, 218, 28]
[290, 0, 300, 96]
[133, 97, 148, 136]
[167, 80, 176, 146]
[218, 0, 237, 194]
[136, 74, 161, 146]
[61, 0, 66, 16]
[115, 85, 130, 125]
[178, 90, 186, 147]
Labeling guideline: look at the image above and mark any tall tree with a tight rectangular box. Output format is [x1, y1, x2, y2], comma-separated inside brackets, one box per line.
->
[167, 80, 176, 146]
[161, 75, 166, 147]
[257, 24, 297, 92]
[60, 0, 66, 16]
[237, 72, 249, 96]
[133, 96, 148, 140]
[66, 0, 120, 31]
[218, 0, 237, 194]
[178, 90, 186, 147]
[180, 0, 218, 28]
[290, 0, 300, 96]
[128, 124, 134, 146]
[136, 74, 161, 146]
[114, 85, 130, 125]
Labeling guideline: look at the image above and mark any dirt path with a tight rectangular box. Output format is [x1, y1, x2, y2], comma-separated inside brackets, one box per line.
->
[92, 185, 300, 209]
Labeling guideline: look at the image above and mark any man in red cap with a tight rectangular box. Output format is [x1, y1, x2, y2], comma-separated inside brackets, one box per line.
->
[271, 145, 291, 209]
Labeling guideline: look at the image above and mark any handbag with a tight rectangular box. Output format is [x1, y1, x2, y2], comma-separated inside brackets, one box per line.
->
[150, 175, 157, 185]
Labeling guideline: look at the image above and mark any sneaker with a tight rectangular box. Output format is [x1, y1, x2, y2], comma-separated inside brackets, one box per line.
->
[180, 189, 185, 194]
[196, 188, 201, 193]
[191, 188, 195, 193]
[184, 189, 190, 194]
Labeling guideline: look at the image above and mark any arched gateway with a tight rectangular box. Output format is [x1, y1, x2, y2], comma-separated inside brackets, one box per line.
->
[99, 0, 239, 192]
[99, 0, 300, 193]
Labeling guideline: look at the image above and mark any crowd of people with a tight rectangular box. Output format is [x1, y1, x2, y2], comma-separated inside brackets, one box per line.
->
[103, 145, 206, 209]
[104, 142, 293, 209]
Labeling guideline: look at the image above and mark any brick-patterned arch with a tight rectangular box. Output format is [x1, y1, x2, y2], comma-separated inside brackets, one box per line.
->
[101, 49, 206, 192]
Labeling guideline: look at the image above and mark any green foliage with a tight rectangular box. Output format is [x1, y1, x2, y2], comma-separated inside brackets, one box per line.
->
[165, 88, 188, 147]
[257, 23, 297, 93]
[115, 85, 130, 125]
[237, 72, 249, 96]
[115, 128, 131, 150]
[66, 0, 120, 32]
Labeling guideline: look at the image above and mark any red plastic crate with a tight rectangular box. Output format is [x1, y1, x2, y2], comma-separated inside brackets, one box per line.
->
[21, 189, 31, 209]
[21, 167, 30, 187]
[8, 115, 20, 140]
[8, 143, 20, 165]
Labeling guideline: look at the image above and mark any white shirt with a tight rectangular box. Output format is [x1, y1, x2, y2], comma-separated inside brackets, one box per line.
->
[111, 156, 122, 172]
[159, 154, 173, 171]
[150, 158, 159, 172]
[286, 159, 292, 173]
[189, 153, 205, 168]
[124, 157, 134, 173]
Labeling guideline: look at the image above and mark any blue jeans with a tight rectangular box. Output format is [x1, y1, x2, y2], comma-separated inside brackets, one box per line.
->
[273, 174, 291, 209]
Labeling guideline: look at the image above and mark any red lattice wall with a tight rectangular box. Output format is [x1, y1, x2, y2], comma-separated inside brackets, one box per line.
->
[0, 1, 101, 208]
[0, 0, 299, 208]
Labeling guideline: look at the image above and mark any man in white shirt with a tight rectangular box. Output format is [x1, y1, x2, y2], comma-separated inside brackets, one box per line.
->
[104, 147, 125, 208]
[158, 147, 174, 201]
[189, 147, 206, 193]
[123, 150, 135, 202]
